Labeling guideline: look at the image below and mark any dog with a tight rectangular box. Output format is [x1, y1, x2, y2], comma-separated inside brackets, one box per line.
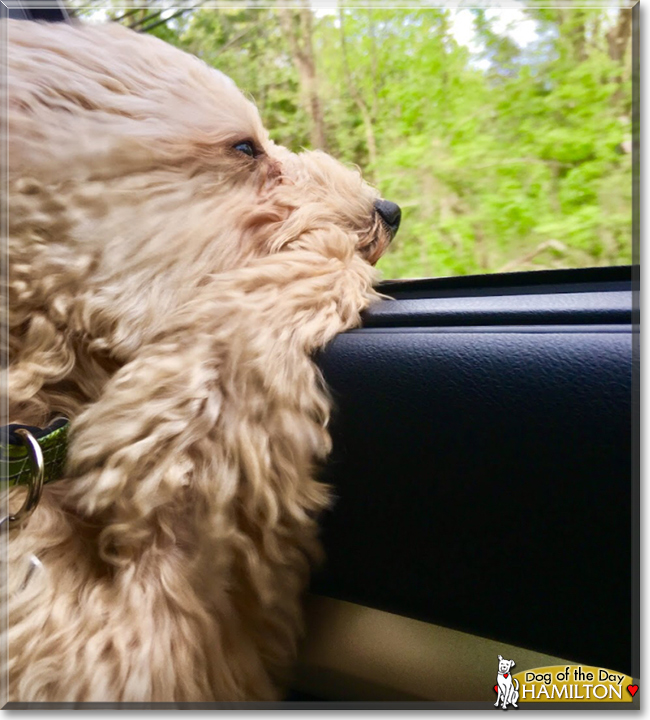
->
[495, 655, 519, 709]
[3, 19, 399, 702]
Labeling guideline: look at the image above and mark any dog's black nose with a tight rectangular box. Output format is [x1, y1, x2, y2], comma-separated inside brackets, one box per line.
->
[374, 199, 401, 236]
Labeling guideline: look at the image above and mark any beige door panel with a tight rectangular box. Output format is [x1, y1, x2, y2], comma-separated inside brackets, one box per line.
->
[295, 595, 575, 701]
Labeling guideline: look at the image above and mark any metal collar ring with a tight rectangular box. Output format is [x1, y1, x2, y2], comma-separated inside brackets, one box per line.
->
[1, 429, 45, 528]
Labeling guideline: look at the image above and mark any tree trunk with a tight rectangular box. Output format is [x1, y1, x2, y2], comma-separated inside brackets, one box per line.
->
[279, 7, 328, 151]
[339, 9, 378, 179]
[607, 8, 632, 63]
[606, 8, 633, 107]
[571, 9, 588, 62]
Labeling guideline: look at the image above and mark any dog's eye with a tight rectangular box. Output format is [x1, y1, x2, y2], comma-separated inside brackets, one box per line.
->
[234, 141, 255, 158]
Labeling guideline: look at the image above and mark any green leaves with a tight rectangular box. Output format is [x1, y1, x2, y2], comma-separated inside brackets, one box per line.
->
[126, 4, 632, 279]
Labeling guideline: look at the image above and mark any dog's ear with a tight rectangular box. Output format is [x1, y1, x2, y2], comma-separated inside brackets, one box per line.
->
[61, 335, 224, 561]
[498, 655, 503, 661]
[510, 661, 516, 669]
[63, 331, 330, 567]
[62, 251, 377, 564]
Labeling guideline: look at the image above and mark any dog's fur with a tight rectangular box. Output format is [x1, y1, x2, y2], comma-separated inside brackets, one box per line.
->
[3, 20, 393, 702]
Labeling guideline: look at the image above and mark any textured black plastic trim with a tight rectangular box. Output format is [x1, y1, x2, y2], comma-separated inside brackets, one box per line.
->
[363, 291, 631, 328]
[364, 266, 633, 328]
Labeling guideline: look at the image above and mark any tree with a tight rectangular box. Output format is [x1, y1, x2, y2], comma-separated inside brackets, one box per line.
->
[279, 6, 328, 151]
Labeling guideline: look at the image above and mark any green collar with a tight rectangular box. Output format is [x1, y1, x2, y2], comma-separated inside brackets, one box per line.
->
[0, 418, 69, 487]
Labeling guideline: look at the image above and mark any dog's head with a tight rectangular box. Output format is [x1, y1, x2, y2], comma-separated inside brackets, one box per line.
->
[9, 21, 398, 327]
[238, 143, 400, 267]
[498, 655, 516, 674]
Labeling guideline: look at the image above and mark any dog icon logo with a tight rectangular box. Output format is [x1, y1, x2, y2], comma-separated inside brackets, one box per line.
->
[494, 655, 519, 709]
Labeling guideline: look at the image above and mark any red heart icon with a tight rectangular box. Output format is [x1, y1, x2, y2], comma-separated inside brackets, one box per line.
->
[494, 685, 498, 693]
[504, 673, 509, 678]
[627, 685, 638, 697]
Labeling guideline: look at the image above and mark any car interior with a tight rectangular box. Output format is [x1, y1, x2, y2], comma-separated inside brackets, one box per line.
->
[295, 264, 636, 702]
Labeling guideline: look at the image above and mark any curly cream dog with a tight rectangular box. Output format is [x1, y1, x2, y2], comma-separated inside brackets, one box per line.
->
[4, 19, 398, 702]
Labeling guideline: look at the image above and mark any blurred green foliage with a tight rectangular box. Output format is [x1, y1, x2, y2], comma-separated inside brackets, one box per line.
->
[69, 3, 634, 279]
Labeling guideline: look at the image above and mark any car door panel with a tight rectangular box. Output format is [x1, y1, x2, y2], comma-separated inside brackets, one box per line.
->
[309, 266, 633, 687]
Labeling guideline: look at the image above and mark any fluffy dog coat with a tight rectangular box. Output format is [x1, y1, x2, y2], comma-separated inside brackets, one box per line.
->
[3, 20, 393, 702]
